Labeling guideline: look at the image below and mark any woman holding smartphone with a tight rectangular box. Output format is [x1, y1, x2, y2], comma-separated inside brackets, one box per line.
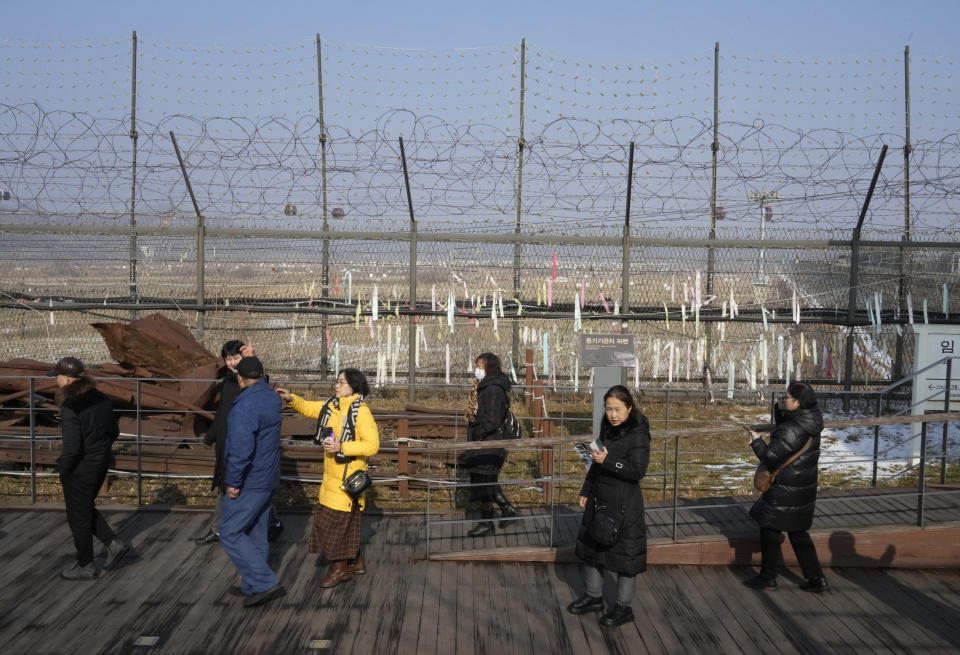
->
[276, 368, 379, 588]
[568, 385, 651, 627]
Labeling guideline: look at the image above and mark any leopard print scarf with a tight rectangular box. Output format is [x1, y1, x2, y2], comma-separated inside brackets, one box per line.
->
[464, 379, 480, 424]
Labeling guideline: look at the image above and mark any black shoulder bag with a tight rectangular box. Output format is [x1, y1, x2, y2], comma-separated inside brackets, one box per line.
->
[341, 464, 372, 501]
[588, 500, 625, 547]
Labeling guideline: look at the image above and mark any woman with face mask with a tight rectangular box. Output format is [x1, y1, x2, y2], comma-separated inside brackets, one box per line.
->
[462, 352, 517, 537]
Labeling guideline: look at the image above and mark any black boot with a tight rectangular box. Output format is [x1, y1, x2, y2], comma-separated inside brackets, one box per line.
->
[599, 603, 634, 627]
[492, 487, 517, 528]
[567, 594, 604, 615]
[467, 507, 495, 537]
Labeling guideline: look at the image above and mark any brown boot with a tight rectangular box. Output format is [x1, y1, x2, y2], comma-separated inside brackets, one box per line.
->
[349, 554, 366, 576]
[319, 560, 352, 588]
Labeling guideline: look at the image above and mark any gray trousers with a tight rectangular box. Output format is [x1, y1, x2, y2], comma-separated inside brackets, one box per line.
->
[583, 565, 636, 606]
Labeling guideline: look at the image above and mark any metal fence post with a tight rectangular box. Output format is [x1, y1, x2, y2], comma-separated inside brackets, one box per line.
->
[621, 141, 634, 388]
[705, 41, 720, 379]
[29, 377, 36, 504]
[549, 444, 557, 549]
[399, 135, 418, 402]
[894, 44, 912, 380]
[941, 358, 952, 484]
[672, 435, 680, 542]
[169, 130, 205, 335]
[511, 38, 526, 375]
[425, 448, 432, 559]
[916, 420, 927, 527]
[136, 379, 143, 507]
[843, 144, 889, 408]
[872, 389, 882, 487]
[128, 30, 139, 314]
[317, 34, 330, 379]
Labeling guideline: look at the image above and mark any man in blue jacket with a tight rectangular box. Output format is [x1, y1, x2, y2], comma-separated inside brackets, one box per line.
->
[220, 356, 285, 607]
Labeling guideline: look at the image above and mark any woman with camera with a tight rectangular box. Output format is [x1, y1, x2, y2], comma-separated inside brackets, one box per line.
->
[745, 382, 826, 593]
[276, 368, 379, 588]
[568, 385, 651, 628]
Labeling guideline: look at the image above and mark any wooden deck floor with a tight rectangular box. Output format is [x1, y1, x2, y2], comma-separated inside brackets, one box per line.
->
[1, 503, 960, 654]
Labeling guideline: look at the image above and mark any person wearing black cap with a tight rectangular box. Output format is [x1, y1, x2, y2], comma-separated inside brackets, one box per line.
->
[50, 357, 131, 580]
[194, 339, 283, 546]
[219, 356, 285, 607]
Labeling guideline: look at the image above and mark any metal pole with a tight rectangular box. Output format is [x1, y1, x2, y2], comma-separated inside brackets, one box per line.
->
[136, 379, 143, 506]
[872, 390, 881, 486]
[318, 35, 330, 379]
[549, 444, 557, 548]
[512, 38, 526, 376]
[622, 141, 634, 313]
[941, 358, 951, 484]
[843, 144, 889, 408]
[29, 377, 36, 504]
[399, 136, 418, 402]
[759, 200, 765, 280]
[169, 131, 205, 334]
[917, 420, 926, 527]
[622, 141, 634, 385]
[894, 45, 911, 381]
[425, 449, 432, 559]
[128, 30, 139, 316]
[671, 435, 680, 542]
[705, 41, 719, 380]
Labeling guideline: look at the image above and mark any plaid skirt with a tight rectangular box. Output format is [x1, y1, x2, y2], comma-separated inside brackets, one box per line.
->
[309, 503, 362, 559]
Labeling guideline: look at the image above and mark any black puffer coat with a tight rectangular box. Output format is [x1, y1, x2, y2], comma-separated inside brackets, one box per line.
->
[575, 411, 651, 575]
[204, 370, 241, 491]
[464, 373, 511, 474]
[56, 377, 119, 478]
[749, 403, 823, 533]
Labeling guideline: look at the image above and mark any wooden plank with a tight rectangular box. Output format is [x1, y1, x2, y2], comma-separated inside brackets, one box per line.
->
[18, 512, 199, 654]
[678, 566, 763, 654]
[543, 562, 598, 655]
[434, 561, 458, 655]
[395, 533, 428, 655]
[453, 561, 476, 655]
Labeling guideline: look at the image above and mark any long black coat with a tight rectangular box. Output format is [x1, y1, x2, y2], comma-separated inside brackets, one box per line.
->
[204, 370, 241, 491]
[749, 403, 823, 533]
[56, 377, 118, 478]
[575, 411, 651, 575]
[464, 373, 511, 474]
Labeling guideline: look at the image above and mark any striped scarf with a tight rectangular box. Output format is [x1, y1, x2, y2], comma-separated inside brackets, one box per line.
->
[313, 395, 364, 444]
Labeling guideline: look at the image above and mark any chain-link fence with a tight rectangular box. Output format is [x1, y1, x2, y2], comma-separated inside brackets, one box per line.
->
[2, 35, 960, 391]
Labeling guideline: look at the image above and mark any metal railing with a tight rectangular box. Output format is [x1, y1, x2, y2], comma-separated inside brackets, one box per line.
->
[2, 371, 957, 550]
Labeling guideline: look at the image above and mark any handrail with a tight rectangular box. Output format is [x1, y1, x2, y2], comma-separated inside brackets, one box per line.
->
[878, 354, 960, 394]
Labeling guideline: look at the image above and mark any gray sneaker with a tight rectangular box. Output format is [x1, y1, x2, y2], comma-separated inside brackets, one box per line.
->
[104, 540, 131, 571]
[61, 562, 96, 580]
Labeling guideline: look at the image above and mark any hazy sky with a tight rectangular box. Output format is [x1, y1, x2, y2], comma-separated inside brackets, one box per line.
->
[3, 0, 958, 236]
[4, 0, 953, 58]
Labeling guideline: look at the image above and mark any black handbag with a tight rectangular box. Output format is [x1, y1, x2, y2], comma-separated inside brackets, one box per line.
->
[588, 501, 625, 547]
[499, 411, 522, 440]
[340, 462, 372, 500]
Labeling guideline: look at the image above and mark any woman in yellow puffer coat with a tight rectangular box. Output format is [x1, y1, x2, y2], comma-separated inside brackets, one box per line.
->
[276, 368, 379, 588]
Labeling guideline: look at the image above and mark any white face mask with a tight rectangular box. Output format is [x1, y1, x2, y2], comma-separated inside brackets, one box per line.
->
[474, 367, 486, 380]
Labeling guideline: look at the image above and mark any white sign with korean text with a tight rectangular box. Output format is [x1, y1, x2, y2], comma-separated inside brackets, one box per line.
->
[908, 325, 960, 463]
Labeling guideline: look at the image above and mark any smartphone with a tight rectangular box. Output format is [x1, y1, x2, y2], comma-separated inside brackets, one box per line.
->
[314, 426, 334, 446]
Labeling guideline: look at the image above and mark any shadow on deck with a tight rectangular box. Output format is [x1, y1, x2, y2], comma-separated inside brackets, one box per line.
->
[1, 490, 959, 654]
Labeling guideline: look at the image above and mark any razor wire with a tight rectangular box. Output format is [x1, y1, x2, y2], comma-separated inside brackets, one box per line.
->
[2, 36, 960, 388]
